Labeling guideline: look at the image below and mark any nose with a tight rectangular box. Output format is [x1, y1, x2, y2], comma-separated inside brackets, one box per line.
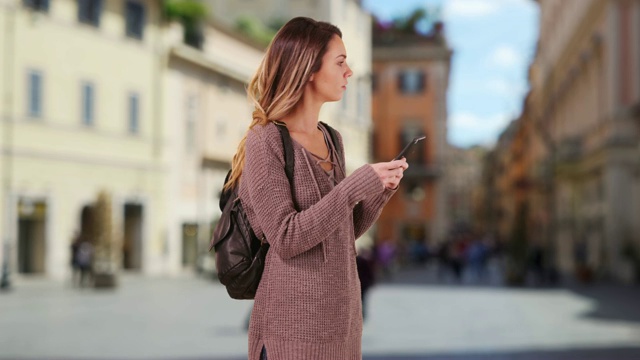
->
[345, 63, 353, 78]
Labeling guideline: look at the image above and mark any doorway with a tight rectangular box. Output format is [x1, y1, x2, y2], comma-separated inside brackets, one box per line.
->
[17, 200, 47, 274]
[182, 223, 198, 267]
[123, 204, 143, 270]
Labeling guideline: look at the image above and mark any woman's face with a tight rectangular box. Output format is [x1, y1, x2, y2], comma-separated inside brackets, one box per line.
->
[308, 35, 353, 103]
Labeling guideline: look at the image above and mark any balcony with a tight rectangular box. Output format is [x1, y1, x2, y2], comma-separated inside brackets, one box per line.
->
[555, 136, 583, 163]
[403, 163, 442, 179]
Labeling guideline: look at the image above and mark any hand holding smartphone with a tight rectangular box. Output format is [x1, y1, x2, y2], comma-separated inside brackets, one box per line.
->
[393, 136, 426, 161]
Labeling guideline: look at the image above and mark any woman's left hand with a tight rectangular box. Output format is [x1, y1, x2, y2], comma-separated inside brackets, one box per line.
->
[370, 158, 409, 190]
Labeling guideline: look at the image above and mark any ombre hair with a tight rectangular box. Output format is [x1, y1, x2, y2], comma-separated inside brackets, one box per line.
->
[224, 17, 342, 190]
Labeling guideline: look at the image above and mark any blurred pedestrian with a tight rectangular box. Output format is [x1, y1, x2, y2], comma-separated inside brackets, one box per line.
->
[529, 243, 545, 286]
[466, 237, 487, 283]
[75, 240, 93, 288]
[449, 240, 465, 282]
[70, 231, 81, 286]
[356, 249, 376, 321]
[377, 240, 396, 279]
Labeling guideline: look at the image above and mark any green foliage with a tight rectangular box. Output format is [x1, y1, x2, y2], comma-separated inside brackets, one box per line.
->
[389, 6, 440, 35]
[266, 18, 287, 32]
[164, 0, 208, 24]
[163, 0, 208, 48]
[235, 16, 277, 46]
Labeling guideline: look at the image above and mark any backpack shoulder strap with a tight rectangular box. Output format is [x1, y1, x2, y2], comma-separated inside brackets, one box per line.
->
[319, 121, 344, 172]
[274, 121, 298, 211]
[218, 170, 233, 211]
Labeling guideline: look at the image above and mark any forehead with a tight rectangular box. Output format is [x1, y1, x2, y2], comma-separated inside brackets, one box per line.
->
[325, 35, 346, 56]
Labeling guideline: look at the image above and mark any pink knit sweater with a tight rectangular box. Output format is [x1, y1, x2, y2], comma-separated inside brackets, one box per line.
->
[238, 122, 396, 360]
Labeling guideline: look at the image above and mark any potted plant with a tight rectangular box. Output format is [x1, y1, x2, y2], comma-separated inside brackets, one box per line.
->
[92, 191, 118, 289]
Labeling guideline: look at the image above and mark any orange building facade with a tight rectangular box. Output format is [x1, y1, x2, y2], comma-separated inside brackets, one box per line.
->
[371, 26, 452, 256]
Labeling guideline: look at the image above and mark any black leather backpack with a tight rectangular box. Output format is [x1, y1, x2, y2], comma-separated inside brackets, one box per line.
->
[209, 121, 341, 299]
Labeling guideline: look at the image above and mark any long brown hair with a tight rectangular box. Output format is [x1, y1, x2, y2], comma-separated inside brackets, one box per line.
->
[224, 17, 342, 190]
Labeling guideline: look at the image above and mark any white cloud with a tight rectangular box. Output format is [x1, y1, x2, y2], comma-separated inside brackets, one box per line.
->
[448, 112, 514, 147]
[444, 0, 500, 19]
[443, 0, 537, 20]
[486, 79, 511, 95]
[488, 45, 523, 68]
[486, 78, 527, 96]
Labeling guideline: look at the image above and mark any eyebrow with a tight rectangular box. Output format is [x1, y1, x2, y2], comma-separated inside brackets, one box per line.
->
[336, 54, 347, 59]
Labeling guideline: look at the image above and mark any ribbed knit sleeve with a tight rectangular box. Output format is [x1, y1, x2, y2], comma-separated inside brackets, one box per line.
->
[331, 128, 398, 240]
[243, 127, 385, 260]
[353, 187, 396, 239]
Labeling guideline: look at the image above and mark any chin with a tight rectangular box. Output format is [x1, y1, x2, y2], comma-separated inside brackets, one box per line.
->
[320, 89, 344, 103]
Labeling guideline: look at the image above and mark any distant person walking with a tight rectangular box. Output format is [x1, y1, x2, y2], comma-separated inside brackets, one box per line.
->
[377, 240, 397, 279]
[356, 250, 376, 321]
[75, 240, 93, 288]
[70, 232, 81, 286]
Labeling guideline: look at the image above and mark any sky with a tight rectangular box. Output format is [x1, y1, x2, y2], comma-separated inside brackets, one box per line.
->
[362, 0, 540, 148]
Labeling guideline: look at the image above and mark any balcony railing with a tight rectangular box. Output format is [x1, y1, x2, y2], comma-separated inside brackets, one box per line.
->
[556, 136, 583, 163]
[403, 163, 442, 179]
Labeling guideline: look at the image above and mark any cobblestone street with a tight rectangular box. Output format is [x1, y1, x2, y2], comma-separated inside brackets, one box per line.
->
[1, 266, 640, 360]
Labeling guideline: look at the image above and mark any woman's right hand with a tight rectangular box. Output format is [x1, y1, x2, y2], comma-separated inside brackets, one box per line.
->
[370, 159, 409, 190]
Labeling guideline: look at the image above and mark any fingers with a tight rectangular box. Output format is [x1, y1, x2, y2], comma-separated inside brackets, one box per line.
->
[389, 158, 409, 171]
[384, 172, 402, 190]
[370, 159, 408, 190]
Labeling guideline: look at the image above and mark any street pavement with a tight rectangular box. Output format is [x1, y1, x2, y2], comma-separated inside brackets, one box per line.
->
[1, 264, 640, 360]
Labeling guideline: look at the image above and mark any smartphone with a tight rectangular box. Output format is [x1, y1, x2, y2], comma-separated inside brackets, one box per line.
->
[393, 136, 426, 161]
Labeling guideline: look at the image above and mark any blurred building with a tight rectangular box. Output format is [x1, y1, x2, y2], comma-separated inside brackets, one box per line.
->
[163, 22, 264, 274]
[371, 22, 452, 253]
[523, 0, 640, 283]
[0, 0, 268, 282]
[485, 120, 517, 243]
[0, 0, 166, 279]
[447, 145, 487, 231]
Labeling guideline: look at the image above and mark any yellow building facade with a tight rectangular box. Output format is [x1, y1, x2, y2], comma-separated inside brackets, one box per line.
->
[1, 0, 165, 280]
[163, 22, 265, 275]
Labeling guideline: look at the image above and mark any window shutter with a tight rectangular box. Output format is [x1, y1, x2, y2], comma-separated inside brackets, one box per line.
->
[93, 0, 103, 26]
[419, 72, 426, 92]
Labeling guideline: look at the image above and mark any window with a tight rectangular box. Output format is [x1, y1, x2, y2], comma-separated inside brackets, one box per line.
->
[186, 95, 197, 152]
[399, 122, 425, 164]
[81, 82, 95, 126]
[184, 25, 204, 49]
[398, 69, 426, 94]
[128, 93, 139, 134]
[125, 1, 145, 39]
[27, 71, 43, 118]
[23, 0, 49, 12]
[78, 0, 102, 27]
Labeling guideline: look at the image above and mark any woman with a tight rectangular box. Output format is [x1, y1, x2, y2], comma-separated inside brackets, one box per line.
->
[228, 17, 408, 359]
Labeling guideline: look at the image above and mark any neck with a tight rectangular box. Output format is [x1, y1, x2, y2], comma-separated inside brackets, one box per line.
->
[279, 92, 323, 134]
